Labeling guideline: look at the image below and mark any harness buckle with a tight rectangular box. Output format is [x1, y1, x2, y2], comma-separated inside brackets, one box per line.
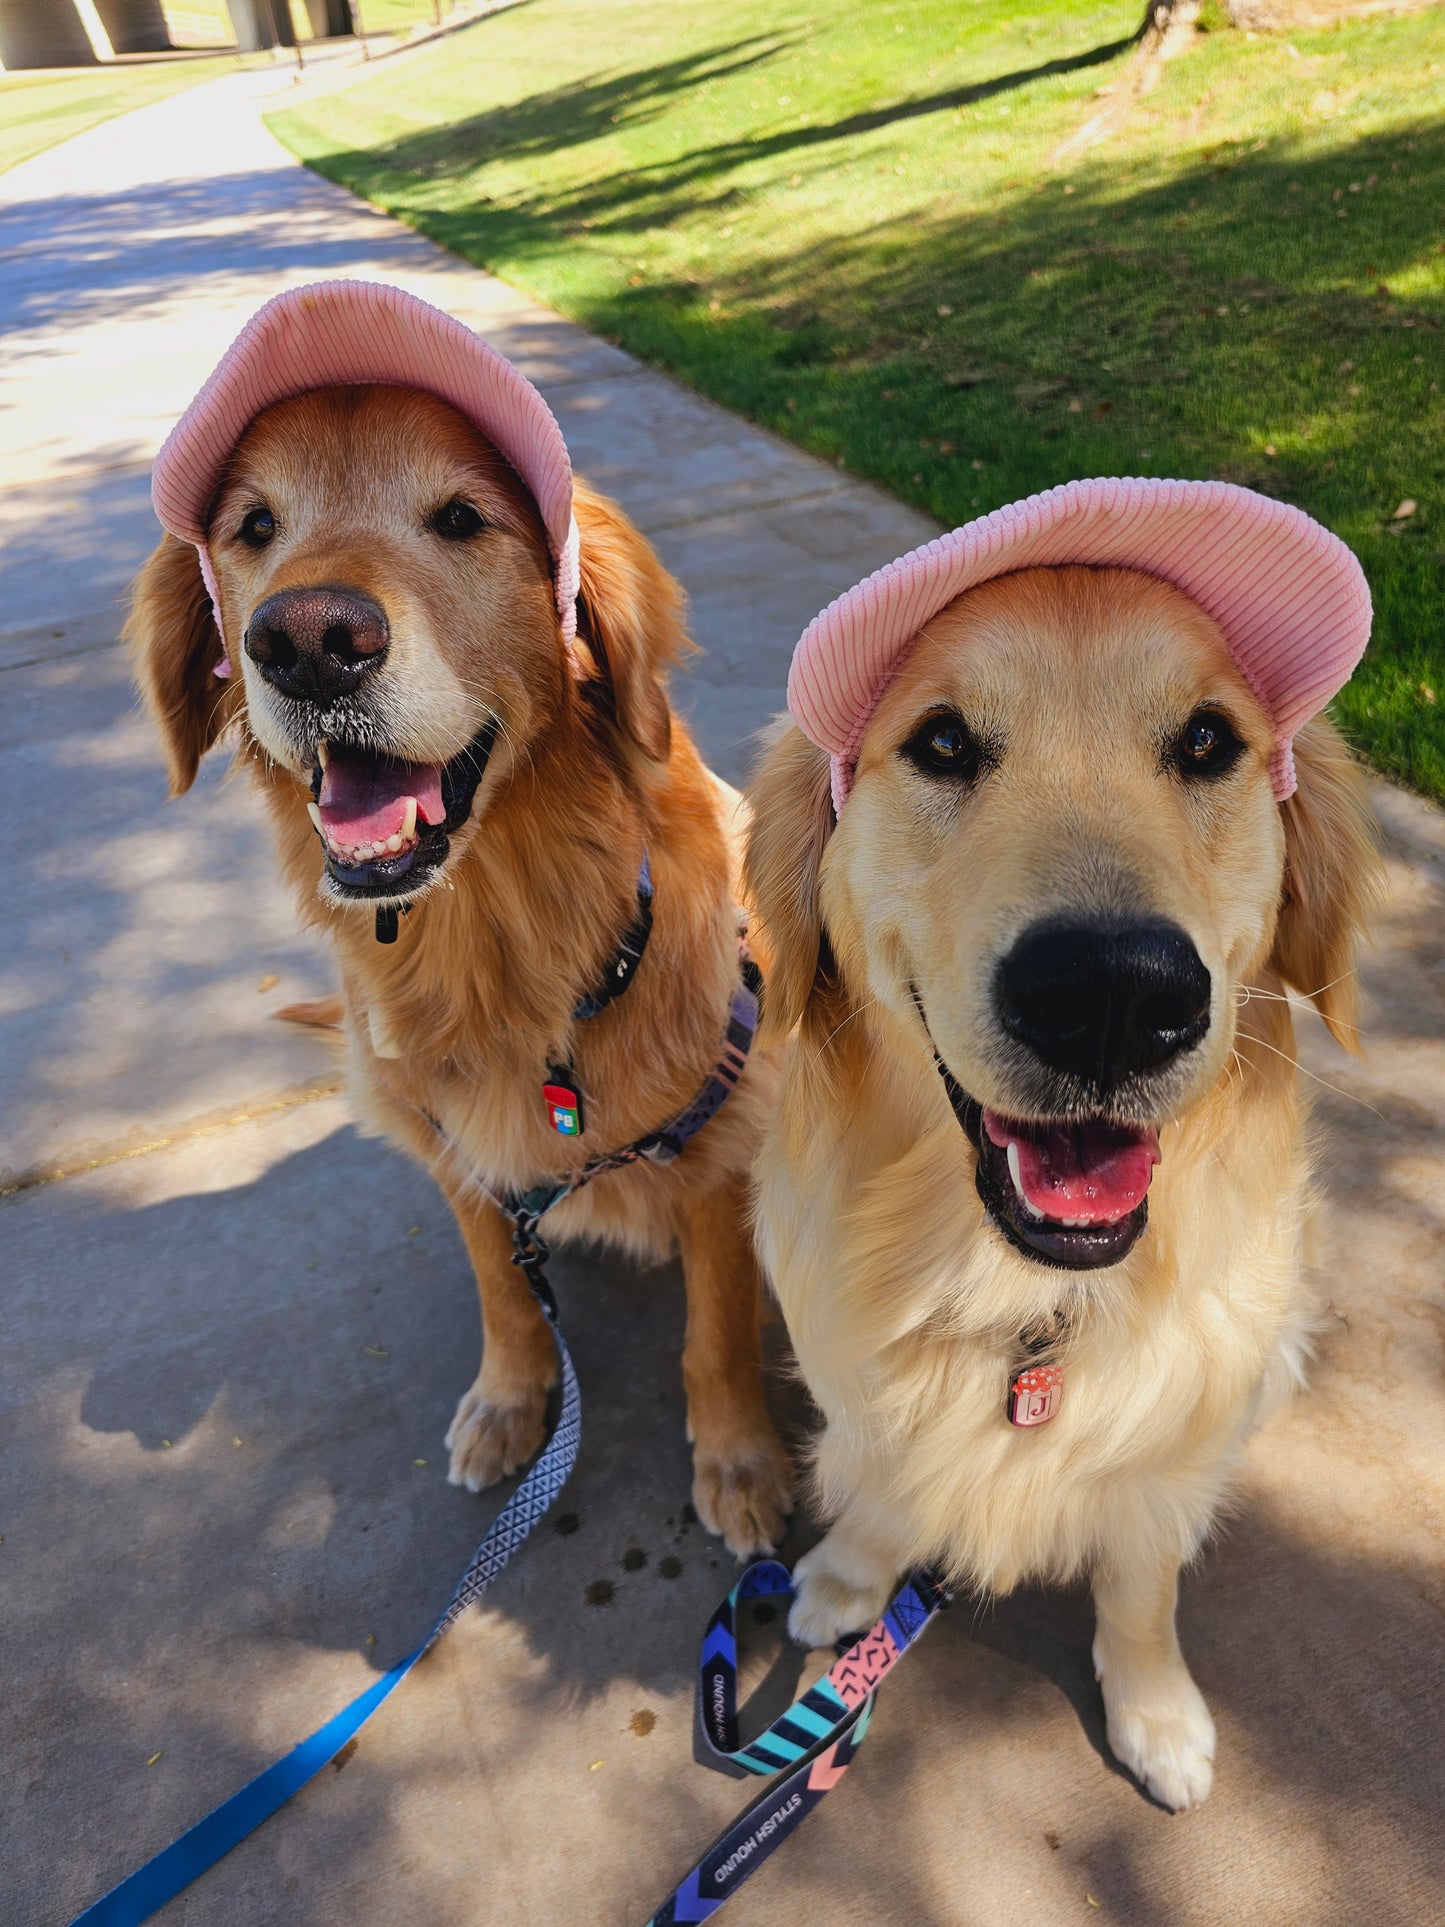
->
[510, 1217, 559, 1322]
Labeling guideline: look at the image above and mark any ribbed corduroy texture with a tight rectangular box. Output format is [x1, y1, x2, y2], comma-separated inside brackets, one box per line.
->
[786, 478, 1372, 806]
[151, 280, 581, 644]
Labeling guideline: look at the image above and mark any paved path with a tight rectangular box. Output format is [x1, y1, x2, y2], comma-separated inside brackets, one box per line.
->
[3, 49, 1442, 1927]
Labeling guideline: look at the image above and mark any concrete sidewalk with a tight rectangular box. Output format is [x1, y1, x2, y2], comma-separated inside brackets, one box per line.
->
[3, 53, 1442, 1927]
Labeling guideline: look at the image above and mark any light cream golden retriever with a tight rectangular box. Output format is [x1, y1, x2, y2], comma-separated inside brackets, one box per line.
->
[745, 565, 1381, 1807]
[128, 383, 792, 1556]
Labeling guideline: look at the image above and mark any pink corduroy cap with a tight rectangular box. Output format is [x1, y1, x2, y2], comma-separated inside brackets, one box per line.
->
[787, 477, 1371, 810]
[151, 279, 581, 662]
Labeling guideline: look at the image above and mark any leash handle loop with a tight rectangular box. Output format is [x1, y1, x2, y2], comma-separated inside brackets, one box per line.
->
[646, 1561, 948, 1923]
[699, 1560, 948, 1775]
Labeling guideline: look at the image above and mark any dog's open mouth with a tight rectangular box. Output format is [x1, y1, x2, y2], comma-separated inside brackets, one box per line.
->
[306, 720, 498, 901]
[968, 1105, 1161, 1270]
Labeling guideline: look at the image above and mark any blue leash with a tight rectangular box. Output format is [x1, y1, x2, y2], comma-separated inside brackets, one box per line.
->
[70, 1294, 580, 1927]
[69, 966, 760, 1927]
[646, 1560, 950, 1924]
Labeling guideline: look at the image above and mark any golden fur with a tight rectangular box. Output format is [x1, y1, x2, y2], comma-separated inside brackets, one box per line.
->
[745, 567, 1382, 1806]
[128, 384, 792, 1555]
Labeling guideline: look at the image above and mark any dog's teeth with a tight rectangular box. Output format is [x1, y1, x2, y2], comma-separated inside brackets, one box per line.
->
[1006, 1141, 1025, 1199]
[317, 742, 330, 769]
[385, 834, 402, 853]
[306, 802, 323, 835]
[399, 796, 418, 841]
[1005, 1141, 1048, 1220]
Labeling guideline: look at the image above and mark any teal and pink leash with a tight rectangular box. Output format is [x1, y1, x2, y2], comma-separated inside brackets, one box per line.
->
[646, 1559, 951, 1923]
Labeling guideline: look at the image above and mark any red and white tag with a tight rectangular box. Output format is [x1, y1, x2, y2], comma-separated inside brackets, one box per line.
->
[1008, 1361, 1064, 1428]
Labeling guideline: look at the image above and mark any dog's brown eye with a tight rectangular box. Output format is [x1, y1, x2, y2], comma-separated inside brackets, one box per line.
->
[902, 711, 981, 781]
[431, 499, 486, 541]
[1174, 708, 1243, 779]
[239, 506, 275, 548]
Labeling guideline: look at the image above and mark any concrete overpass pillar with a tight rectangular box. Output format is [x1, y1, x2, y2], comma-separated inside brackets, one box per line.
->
[303, 0, 353, 33]
[90, 0, 171, 50]
[224, 0, 294, 48]
[0, 0, 99, 65]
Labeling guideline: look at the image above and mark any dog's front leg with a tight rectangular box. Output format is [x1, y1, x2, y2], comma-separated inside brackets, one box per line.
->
[437, 1173, 559, 1492]
[677, 1178, 794, 1559]
[1092, 1555, 1215, 1811]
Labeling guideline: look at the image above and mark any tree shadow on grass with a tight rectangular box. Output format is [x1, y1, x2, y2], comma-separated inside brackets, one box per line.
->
[306, 100, 1444, 793]
[381, 25, 1144, 194]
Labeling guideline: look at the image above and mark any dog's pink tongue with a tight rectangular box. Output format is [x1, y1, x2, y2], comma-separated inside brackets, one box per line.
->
[317, 752, 444, 844]
[984, 1111, 1160, 1224]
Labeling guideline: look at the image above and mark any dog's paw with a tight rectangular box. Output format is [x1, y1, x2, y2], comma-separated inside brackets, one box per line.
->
[691, 1438, 795, 1560]
[786, 1539, 895, 1648]
[1099, 1663, 1216, 1811]
[445, 1378, 549, 1492]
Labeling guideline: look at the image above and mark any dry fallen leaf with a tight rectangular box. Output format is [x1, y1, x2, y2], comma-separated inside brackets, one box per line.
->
[1068, 398, 1083, 413]
[257, 973, 279, 993]
[1264, 444, 1277, 457]
[147, 1752, 163, 1767]
[1393, 499, 1417, 520]
[413, 1458, 428, 1467]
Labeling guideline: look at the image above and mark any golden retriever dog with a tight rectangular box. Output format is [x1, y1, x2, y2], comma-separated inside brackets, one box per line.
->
[126, 374, 793, 1557]
[745, 559, 1381, 1807]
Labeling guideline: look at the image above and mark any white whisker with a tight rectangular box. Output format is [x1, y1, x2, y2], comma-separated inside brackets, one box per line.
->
[1238, 1031, 1386, 1121]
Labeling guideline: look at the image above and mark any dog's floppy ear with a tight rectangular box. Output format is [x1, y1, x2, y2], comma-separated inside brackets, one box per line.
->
[572, 482, 691, 765]
[744, 720, 836, 1043]
[126, 534, 236, 796]
[1267, 715, 1384, 1050]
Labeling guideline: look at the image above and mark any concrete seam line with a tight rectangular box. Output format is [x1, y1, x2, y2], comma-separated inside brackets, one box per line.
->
[0, 1078, 345, 1201]
[644, 480, 858, 535]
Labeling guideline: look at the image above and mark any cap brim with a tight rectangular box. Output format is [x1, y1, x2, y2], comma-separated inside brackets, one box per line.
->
[786, 477, 1371, 804]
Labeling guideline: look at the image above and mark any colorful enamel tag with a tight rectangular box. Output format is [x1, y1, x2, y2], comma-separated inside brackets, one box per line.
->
[543, 1069, 584, 1137]
[1008, 1361, 1064, 1428]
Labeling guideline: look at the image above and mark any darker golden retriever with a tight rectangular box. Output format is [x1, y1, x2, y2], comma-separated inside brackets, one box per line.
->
[128, 377, 792, 1557]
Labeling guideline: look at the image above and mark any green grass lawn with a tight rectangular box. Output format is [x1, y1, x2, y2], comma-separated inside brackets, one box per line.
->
[0, 56, 260, 175]
[270, 0, 1445, 797]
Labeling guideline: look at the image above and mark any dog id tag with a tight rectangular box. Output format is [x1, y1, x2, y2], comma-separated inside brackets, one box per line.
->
[543, 1067, 584, 1138]
[1008, 1361, 1064, 1428]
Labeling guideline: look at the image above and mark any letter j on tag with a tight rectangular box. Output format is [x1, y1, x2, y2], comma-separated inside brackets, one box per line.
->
[1009, 1362, 1064, 1427]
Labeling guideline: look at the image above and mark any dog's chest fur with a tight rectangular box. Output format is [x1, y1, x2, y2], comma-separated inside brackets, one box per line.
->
[757, 1023, 1317, 1594]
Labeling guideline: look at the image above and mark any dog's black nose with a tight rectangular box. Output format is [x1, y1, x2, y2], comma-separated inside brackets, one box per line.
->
[996, 919, 1211, 1086]
[244, 587, 389, 703]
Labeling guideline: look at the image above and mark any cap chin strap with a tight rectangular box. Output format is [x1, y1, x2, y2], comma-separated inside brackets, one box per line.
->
[196, 545, 232, 679]
[555, 512, 581, 663]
